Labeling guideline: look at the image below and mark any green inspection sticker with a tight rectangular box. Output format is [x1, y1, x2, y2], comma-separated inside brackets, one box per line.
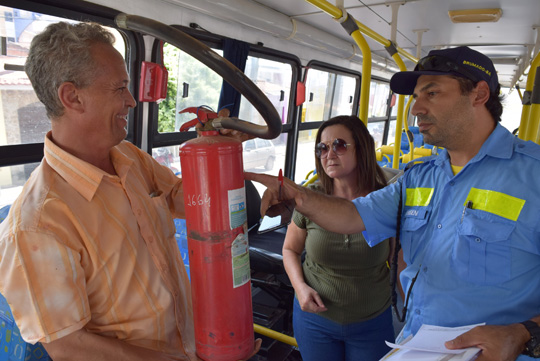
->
[231, 231, 250, 288]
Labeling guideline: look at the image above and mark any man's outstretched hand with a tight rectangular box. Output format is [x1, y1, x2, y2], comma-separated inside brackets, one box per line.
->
[244, 172, 304, 217]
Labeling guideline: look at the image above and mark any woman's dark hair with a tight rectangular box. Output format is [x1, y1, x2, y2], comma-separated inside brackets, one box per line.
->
[314, 115, 387, 195]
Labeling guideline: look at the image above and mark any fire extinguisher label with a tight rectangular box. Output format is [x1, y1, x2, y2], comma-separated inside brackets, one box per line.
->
[228, 187, 247, 230]
[231, 232, 250, 288]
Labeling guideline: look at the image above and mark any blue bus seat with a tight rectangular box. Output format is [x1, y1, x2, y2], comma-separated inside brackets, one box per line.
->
[0, 294, 50, 361]
[0, 205, 10, 224]
[173, 218, 190, 279]
[413, 133, 424, 147]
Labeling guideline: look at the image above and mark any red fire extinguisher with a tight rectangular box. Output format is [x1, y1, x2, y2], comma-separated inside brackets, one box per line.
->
[179, 107, 254, 361]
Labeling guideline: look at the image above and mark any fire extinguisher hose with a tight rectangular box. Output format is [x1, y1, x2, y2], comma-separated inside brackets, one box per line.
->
[115, 13, 282, 139]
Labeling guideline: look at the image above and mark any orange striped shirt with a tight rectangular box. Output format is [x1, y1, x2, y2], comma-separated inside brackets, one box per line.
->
[0, 132, 197, 359]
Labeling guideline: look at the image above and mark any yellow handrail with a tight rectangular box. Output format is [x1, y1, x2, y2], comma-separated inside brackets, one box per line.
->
[304, 169, 315, 179]
[351, 29, 371, 125]
[530, 67, 540, 144]
[518, 53, 540, 140]
[304, 0, 417, 63]
[516, 85, 523, 102]
[253, 323, 298, 347]
[303, 173, 318, 186]
[391, 54, 408, 169]
[304, 0, 416, 168]
[401, 96, 415, 159]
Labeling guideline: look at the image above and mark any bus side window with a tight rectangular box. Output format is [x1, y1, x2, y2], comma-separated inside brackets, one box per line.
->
[0, 6, 128, 209]
[157, 43, 224, 134]
[294, 63, 360, 183]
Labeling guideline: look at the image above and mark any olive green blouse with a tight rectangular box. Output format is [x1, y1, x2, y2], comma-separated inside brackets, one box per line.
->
[293, 184, 391, 324]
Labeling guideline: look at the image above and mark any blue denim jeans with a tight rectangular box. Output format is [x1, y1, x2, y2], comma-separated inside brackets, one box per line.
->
[293, 298, 394, 361]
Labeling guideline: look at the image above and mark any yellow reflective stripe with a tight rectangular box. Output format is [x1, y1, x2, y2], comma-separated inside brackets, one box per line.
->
[405, 188, 434, 207]
[466, 188, 525, 221]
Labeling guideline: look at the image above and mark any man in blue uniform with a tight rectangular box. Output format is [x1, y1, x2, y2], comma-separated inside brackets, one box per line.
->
[247, 46, 540, 360]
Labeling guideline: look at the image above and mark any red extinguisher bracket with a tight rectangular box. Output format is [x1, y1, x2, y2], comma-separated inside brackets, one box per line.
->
[179, 131, 254, 361]
[138, 61, 168, 102]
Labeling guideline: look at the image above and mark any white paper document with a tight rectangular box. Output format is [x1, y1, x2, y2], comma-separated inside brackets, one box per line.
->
[380, 324, 483, 361]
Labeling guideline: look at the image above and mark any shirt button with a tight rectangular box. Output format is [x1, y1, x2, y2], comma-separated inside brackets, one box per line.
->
[449, 181, 455, 186]
[423, 266, 428, 272]
[415, 309, 421, 315]
[437, 224, 442, 229]
[475, 238, 481, 243]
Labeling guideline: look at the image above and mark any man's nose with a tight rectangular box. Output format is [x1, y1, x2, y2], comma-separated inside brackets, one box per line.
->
[411, 98, 424, 116]
[126, 90, 137, 108]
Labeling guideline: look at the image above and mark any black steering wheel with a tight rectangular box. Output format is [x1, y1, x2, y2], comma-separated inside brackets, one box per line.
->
[115, 14, 282, 139]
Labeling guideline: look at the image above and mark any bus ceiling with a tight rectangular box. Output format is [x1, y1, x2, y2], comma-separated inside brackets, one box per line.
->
[85, 0, 540, 91]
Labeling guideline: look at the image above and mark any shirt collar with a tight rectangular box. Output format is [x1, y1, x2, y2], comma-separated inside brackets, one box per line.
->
[44, 132, 132, 202]
[474, 123, 514, 160]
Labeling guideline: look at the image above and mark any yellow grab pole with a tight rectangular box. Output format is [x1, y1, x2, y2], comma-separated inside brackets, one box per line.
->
[253, 323, 298, 347]
[391, 52, 408, 78]
[304, 0, 418, 167]
[324, 3, 372, 125]
[304, 0, 417, 63]
[530, 66, 540, 143]
[518, 52, 540, 140]
[303, 173, 319, 186]
[402, 96, 415, 160]
[351, 30, 371, 124]
[390, 52, 408, 169]
[516, 85, 523, 102]
[393, 94, 405, 169]
[354, 20, 417, 63]
[519, 105, 532, 140]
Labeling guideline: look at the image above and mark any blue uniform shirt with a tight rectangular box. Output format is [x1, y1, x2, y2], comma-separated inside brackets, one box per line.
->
[353, 124, 540, 358]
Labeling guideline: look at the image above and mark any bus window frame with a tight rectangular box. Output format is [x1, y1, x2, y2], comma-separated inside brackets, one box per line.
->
[367, 75, 394, 147]
[0, 0, 144, 167]
[290, 60, 361, 180]
[147, 25, 302, 175]
[301, 60, 361, 123]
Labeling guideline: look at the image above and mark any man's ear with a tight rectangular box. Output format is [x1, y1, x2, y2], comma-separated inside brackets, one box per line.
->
[57, 82, 84, 113]
[472, 80, 490, 107]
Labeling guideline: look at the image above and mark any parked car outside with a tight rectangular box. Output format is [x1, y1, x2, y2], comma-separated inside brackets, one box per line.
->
[242, 138, 276, 171]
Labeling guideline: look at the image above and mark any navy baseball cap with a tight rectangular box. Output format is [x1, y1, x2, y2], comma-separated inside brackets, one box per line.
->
[390, 46, 499, 95]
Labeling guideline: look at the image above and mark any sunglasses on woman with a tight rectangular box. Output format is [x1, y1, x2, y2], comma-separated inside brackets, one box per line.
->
[315, 138, 352, 159]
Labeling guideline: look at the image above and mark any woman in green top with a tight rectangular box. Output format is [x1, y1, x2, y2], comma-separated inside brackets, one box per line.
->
[283, 115, 394, 361]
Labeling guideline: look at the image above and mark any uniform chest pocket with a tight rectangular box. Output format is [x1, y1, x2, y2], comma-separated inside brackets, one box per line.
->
[401, 207, 430, 264]
[452, 209, 516, 285]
